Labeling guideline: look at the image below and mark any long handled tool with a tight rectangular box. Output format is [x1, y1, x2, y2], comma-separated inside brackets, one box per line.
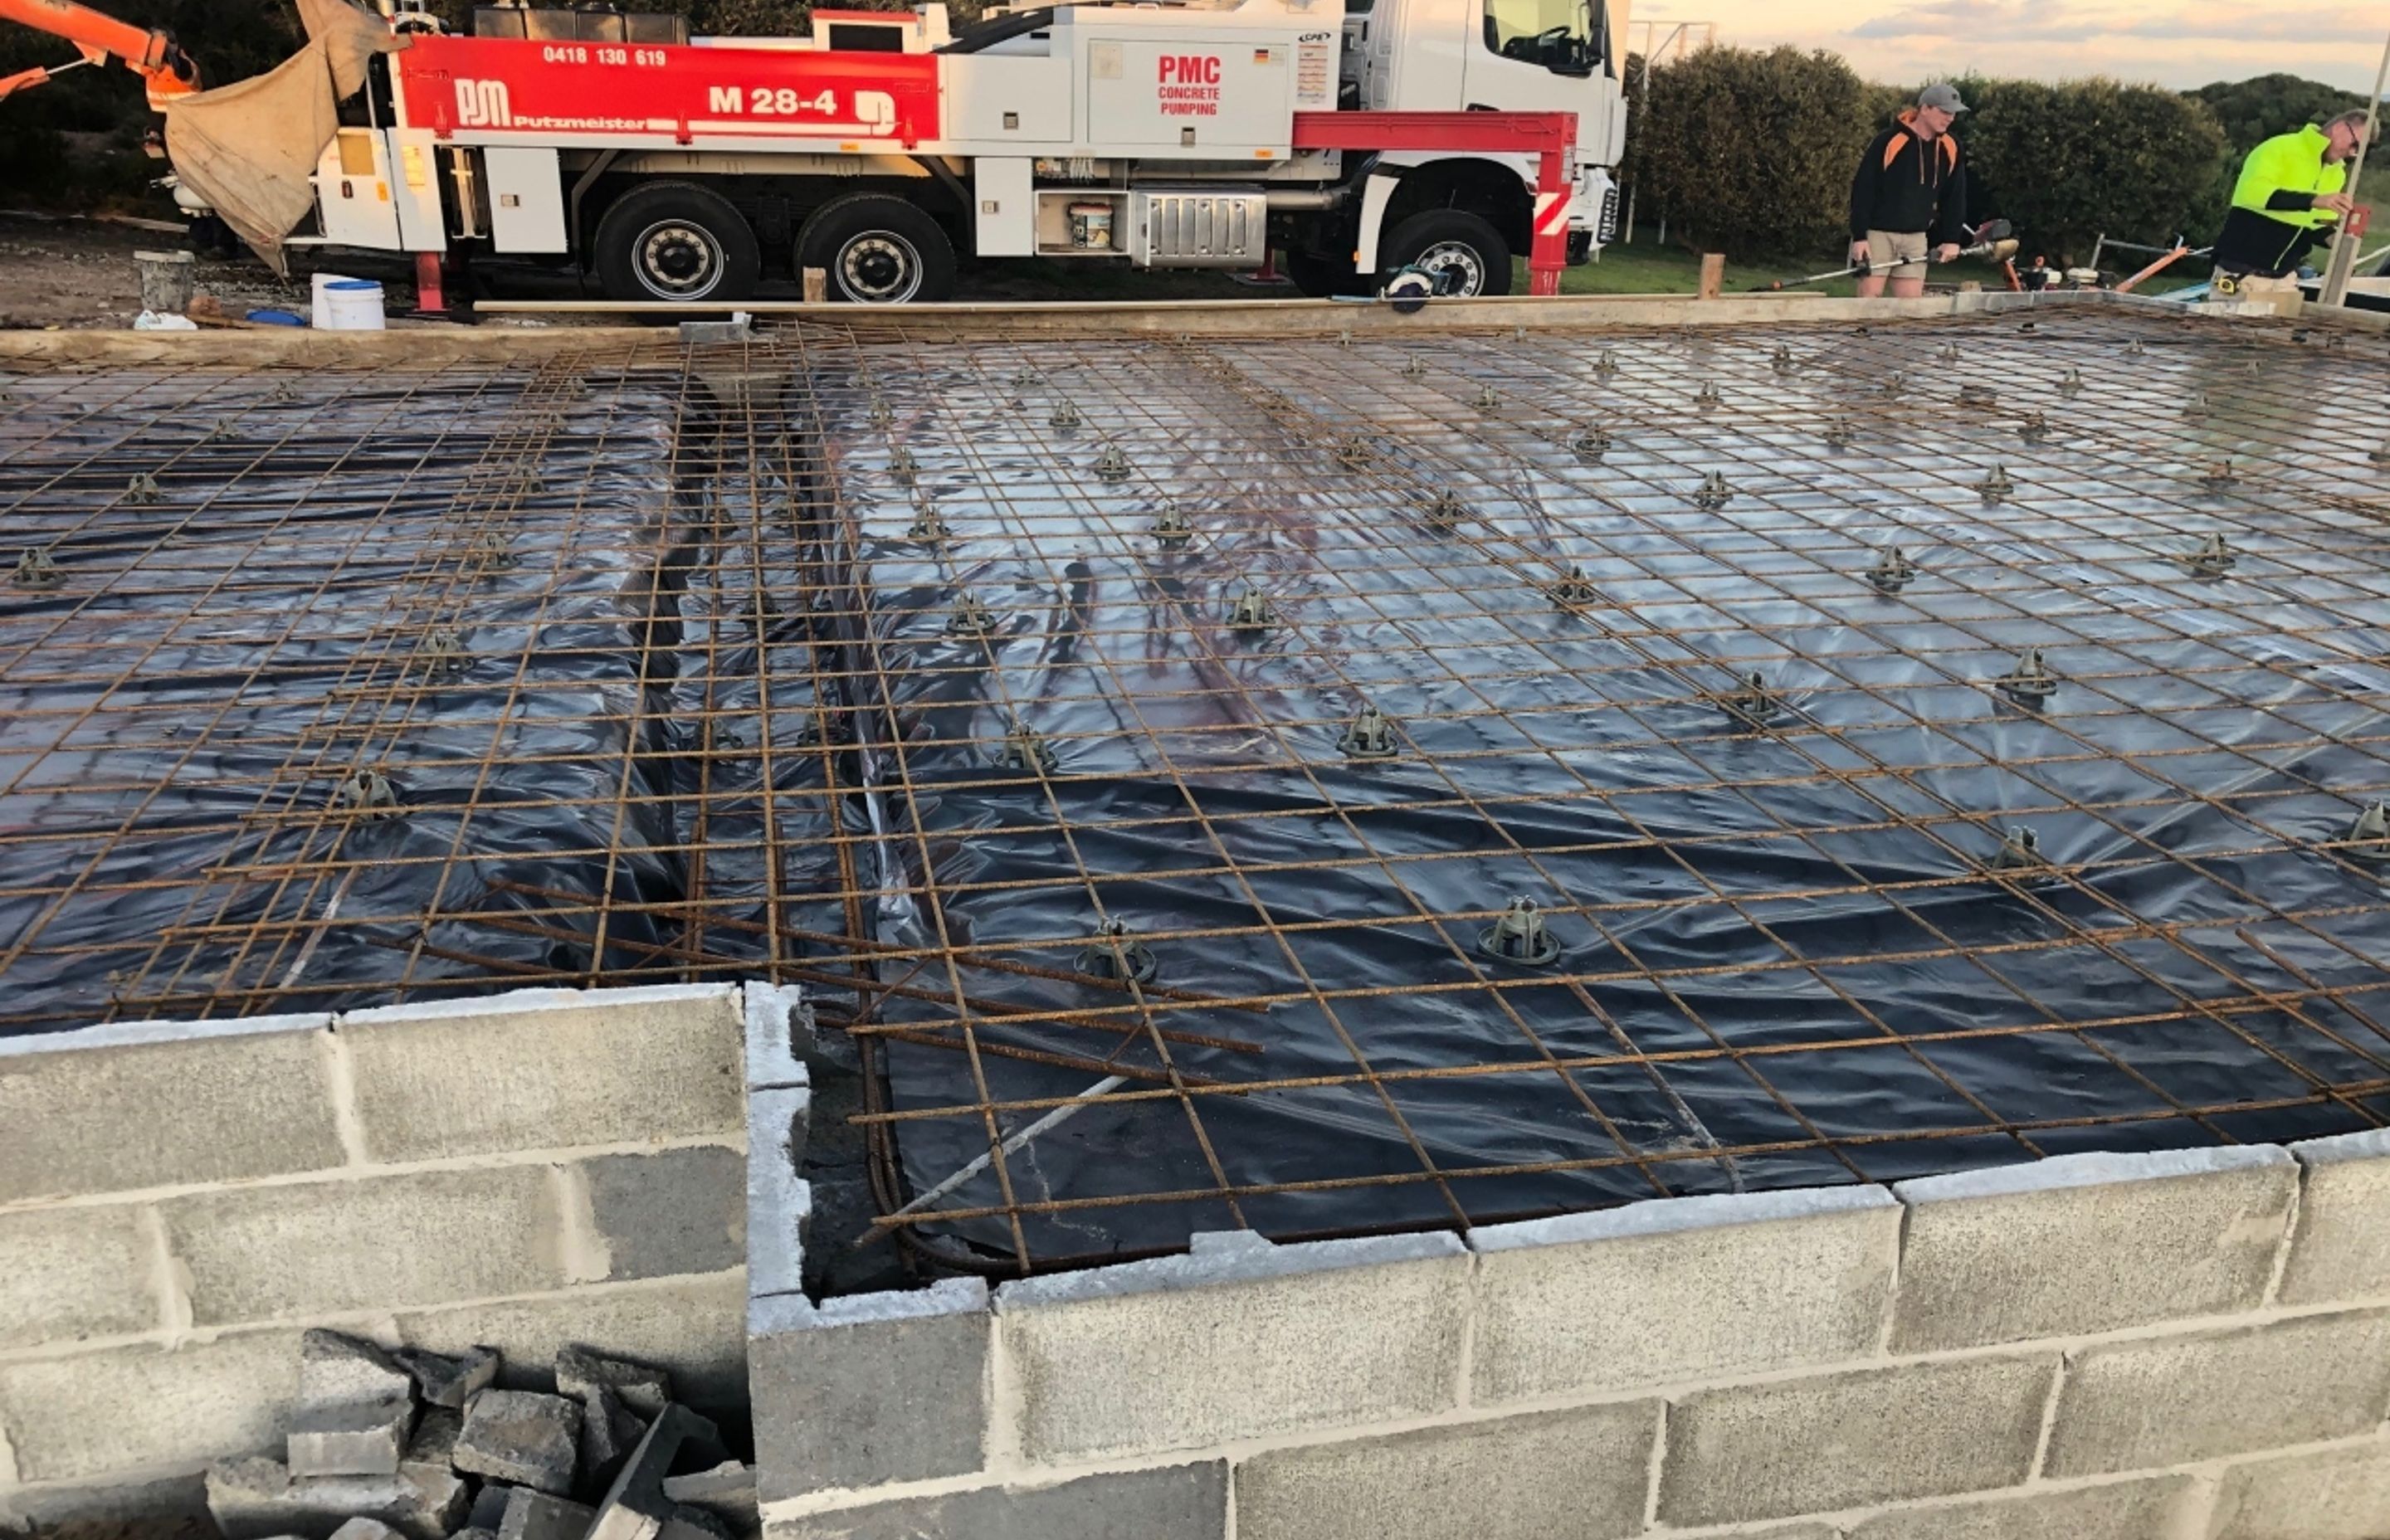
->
[1749, 220, 2015, 291]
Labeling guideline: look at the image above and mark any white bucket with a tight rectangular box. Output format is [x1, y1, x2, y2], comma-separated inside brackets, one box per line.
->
[310, 271, 356, 328]
[321, 278, 386, 332]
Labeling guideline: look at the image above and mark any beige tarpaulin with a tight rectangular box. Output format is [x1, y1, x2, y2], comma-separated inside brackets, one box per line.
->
[162, 0, 407, 275]
[299, 0, 407, 97]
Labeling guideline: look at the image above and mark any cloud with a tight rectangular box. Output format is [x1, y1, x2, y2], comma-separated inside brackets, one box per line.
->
[1850, 1, 2104, 41]
[2111, 8, 2385, 44]
[1849, 0, 2387, 46]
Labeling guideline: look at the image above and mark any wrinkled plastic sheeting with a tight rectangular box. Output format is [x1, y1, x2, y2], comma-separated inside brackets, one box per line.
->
[827, 324, 2390, 1264]
[0, 363, 803, 1027]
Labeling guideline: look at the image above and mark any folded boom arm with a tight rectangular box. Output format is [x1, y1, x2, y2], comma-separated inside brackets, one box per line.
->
[0, 0, 198, 106]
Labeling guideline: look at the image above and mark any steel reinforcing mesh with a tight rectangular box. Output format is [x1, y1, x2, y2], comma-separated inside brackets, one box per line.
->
[3, 305, 2388, 1274]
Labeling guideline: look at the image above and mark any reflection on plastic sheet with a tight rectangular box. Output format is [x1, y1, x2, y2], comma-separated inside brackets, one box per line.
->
[824, 313, 2390, 1267]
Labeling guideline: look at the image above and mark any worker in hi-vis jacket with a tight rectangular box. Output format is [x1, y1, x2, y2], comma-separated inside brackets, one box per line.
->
[1848, 83, 1971, 300]
[2211, 110, 2369, 295]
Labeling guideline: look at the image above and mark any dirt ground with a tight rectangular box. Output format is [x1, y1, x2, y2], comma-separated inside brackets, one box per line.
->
[0, 214, 314, 329]
[0, 211, 1261, 329]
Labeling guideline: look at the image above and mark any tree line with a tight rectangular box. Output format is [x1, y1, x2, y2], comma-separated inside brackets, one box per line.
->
[1626, 49, 2369, 268]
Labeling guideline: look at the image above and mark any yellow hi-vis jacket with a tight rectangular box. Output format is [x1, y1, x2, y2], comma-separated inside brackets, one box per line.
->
[2231, 125, 2347, 228]
[2214, 124, 2349, 275]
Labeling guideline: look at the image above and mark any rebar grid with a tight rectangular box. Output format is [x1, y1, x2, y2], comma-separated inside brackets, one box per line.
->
[4, 303, 2390, 1279]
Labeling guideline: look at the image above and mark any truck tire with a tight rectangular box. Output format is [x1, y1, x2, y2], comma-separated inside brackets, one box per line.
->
[1379, 210, 1513, 299]
[593, 183, 761, 304]
[799, 194, 958, 305]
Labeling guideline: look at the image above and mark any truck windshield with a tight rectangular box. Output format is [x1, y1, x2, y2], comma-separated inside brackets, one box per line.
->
[1482, 0, 1598, 75]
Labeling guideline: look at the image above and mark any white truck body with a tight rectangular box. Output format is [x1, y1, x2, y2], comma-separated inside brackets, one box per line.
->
[295, 0, 1627, 301]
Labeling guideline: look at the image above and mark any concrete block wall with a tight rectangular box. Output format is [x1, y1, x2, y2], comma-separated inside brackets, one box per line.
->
[747, 1070, 2390, 1540]
[0, 985, 752, 1527]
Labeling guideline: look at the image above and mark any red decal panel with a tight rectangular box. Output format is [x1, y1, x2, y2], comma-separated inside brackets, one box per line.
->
[397, 35, 939, 144]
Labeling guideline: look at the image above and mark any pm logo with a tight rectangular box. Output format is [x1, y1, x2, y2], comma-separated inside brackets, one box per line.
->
[455, 79, 513, 128]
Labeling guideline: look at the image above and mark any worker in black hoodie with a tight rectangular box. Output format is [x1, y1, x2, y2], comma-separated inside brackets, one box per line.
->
[1849, 83, 1970, 298]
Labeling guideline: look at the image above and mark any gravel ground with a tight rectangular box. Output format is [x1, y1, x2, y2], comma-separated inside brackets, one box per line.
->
[0, 210, 1268, 330]
[0, 214, 326, 329]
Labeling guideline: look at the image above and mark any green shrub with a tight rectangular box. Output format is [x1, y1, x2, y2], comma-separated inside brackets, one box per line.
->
[1952, 78, 2228, 266]
[1625, 44, 1872, 258]
[2190, 74, 2365, 155]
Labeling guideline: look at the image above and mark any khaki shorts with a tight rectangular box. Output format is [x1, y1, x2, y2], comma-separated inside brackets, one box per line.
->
[1864, 229, 1929, 280]
[2220, 271, 2300, 295]
[2215, 270, 2305, 316]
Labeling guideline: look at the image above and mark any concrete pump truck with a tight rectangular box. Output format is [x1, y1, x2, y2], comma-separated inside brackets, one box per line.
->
[2, 0, 1630, 304]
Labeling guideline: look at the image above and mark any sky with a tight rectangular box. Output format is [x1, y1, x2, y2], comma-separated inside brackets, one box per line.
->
[1627, 0, 2390, 93]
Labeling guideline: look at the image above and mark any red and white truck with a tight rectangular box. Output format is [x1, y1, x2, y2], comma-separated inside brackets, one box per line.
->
[277, 0, 1624, 303]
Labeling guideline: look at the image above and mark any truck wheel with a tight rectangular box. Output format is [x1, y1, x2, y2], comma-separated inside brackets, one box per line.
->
[799, 194, 957, 305]
[1379, 211, 1513, 299]
[593, 183, 761, 304]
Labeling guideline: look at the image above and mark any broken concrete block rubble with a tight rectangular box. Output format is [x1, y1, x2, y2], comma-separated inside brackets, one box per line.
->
[555, 1346, 672, 1420]
[577, 1383, 649, 1494]
[398, 1409, 461, 1492]
[394, 1344, 501, 1409]
[497, 1489, 597, 1540]
[587, 1406, 723, 1540]
[326, 1519, 403, 1540]
[657, 1464, 755, 1536]
[299, 1331, 417, 1411]
[211, 1333, 731, 1540]
[453, 1391, 584, 1495]
[203, 1457, 466, 1540]
[464, 1484, 511, 1533]
[657, 1508, 733, 1540]
[289, 1400, 419, 1479]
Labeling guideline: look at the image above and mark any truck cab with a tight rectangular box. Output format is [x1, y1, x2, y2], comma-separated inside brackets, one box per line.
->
[1349, 0, 1622, 133]
[1311, 0, 1624, 295]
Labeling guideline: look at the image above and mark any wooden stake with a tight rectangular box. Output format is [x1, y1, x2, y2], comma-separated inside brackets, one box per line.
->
[1697, 252, 1724, 300]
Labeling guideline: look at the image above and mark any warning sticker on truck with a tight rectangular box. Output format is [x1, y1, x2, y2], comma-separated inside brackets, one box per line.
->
[1295, 37, 1334, 106]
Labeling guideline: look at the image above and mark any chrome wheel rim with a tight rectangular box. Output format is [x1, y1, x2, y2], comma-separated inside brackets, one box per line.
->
[632, 220, 723, 300]
[1413, 240, 1488, 296]
[838, 231, 924, 305]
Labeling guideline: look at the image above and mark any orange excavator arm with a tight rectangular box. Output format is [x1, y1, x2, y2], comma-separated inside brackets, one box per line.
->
[0, 0, 199, 108]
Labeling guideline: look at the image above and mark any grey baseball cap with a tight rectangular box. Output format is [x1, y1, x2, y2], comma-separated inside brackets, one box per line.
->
[1919, 82, 1969, 113]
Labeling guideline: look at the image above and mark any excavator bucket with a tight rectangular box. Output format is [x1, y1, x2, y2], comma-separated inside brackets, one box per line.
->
[160, 0, 401, 274]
